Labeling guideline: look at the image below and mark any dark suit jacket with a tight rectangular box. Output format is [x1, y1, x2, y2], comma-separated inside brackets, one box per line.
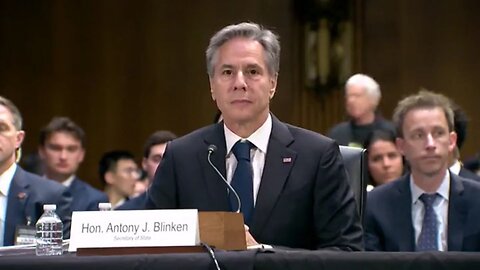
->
[365, 172, 480, 251]
[4, 166, 72, 246]
[458, 167, 480, 182]
[68, 177, 109, 211]
[147, 115, 363, 250]
[116, 192, 147, 210]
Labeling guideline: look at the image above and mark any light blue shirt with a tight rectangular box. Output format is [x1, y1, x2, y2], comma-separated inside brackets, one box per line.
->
[410, 171, 450, 251]
[0, 163, 17, 246]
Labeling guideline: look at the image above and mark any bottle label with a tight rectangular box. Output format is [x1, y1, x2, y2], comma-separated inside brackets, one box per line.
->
[15, 225, 36, 245]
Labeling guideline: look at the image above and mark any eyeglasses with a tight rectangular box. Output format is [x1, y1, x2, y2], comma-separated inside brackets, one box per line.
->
[117, 168, 141, 177]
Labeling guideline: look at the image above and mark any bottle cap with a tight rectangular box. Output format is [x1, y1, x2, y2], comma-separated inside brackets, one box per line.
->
[98, 202, 112, 210]
[43, 204, 57, 211]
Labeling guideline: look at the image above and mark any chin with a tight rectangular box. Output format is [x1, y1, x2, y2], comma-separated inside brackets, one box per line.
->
[229, 115, 255, 123]
[56, 169, 73, 176]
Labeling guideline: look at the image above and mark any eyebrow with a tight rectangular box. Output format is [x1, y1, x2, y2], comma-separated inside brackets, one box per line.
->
[0, 119, 12, 125]
[246, 62, 261, 68]
[0, 120, 14, 129]
[219, 63, 263, 69]
[219, 64, 234, 70]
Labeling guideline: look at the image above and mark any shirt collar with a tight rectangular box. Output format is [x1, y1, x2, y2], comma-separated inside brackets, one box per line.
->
[224, 113, 272, 155]
[410, 170, 450, 204]
[43, 174, 75, 187]
[62, 174, 76, 187]
[0, 163, 18, 197]
[449, 159, 461, 175]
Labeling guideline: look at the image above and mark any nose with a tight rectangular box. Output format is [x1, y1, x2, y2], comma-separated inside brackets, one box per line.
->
[425, 133, 436, 149]
[382, 157, 392, 168]
[59, 149, 68, 160]
[233, 71, 247, 91]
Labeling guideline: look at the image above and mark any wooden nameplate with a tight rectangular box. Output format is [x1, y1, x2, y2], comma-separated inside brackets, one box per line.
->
[198, 211, 246, 251]
[76, 211, 246, 255]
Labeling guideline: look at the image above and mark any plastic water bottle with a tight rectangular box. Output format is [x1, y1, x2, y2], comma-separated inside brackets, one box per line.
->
[36, 204, 63, 256]
[98, 202, 112, 211]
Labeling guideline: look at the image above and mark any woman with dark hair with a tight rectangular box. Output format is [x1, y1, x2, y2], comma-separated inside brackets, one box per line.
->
[364, 130, 405, 190]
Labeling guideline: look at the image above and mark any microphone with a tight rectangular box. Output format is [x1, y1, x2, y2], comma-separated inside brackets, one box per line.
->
[207, 144, 241, 213]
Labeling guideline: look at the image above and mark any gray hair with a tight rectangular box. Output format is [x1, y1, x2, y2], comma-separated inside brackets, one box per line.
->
[345, 74, 381, 105]
[206, 22, 280, 77]
[0, 95, 23, 130]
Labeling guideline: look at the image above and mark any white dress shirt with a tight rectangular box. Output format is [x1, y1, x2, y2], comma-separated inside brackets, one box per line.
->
[449, 160, 461, 175]
[61, 174, 75, 187]
[0, 163, 18, 246]
[410, 171, 450, 251]
[43, 174, 75, 187]
[224, 114, 272, 205]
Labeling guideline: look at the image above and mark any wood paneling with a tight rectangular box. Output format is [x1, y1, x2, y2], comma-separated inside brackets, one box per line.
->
[0, 0, 304, 187]
[1, 0, 479, 188]
[362, 0, 480, 159]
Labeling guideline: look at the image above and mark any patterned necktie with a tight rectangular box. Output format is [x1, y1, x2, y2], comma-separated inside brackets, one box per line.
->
[416, 193, 439, 251]
[230, 140, 254, 225]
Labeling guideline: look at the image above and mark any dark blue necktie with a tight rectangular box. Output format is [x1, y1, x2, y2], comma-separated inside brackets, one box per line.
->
[230, 140, 254, 225]
[416, 193, 439, 251]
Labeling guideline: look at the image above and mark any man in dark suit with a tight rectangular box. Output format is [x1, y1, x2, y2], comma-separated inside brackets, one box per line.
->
[0, 96, 72, 246]
[365, 90, 480, 251]
[117, 130, 177, 210]
[38, 117, 108, 211]
[147, 22, 362, 250]
[448, 101, 480, 181]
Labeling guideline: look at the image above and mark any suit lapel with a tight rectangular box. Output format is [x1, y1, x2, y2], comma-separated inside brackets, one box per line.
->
[447, 173, 466, 251]
[67, 178, 81, 211]
[200, 123, 230, 211]
[251, 116, 295, 235]
[394, 175, 416, 251]
[4, 167, 30, 246]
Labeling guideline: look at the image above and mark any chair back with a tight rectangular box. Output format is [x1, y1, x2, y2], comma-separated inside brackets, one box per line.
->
[339, 145, 368, 220]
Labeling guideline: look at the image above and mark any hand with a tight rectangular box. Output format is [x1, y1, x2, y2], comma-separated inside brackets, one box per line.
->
[244, 225, 259, 247]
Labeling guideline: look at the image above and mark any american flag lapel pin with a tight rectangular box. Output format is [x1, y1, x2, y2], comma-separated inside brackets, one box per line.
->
[282, 157, 292, 163]
[17, 192, 27, 200]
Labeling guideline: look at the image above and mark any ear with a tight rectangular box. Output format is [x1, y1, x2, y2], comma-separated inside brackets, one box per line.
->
[78, 148, 86, 163]
[209, 77, 216, 101]
[210, 89, 216, 101]
[269, 74, 278, 99]
[449, 131, 457, 152]
[396, 137, 405, 156]
[142, 157, 148, 171]
[38, 145, 45, 160]
[105, 171, 115, 185]
[15, 130, 25, 149]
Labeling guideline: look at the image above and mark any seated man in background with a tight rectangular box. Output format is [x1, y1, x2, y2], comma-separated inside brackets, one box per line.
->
[117, 130, 177, 210]
[328, 74, 395, 148]
[99, 150, 139, 209]
[147, 22, 362, 250]
[448, 101, 480, 181]
[0, 96, 71, 246]
[38, 117, 108, 211]
[363, 129, 405, 191]
[365, 90, 480, 251]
